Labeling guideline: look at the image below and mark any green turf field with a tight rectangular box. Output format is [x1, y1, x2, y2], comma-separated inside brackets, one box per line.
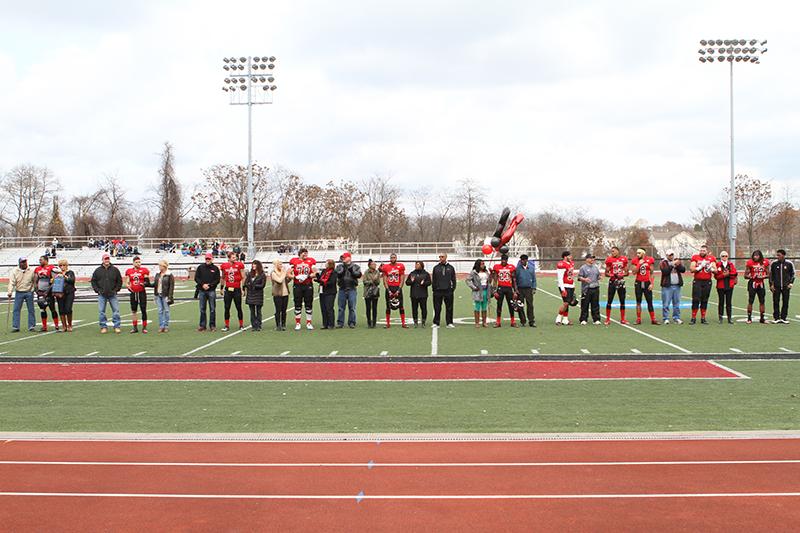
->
[0, 278, 798, 433]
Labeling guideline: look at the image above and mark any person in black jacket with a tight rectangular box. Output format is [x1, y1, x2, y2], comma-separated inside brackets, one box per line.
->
[335, 252, 362, 328]
[244, 259, 267, 331]
[152, 259, 175, 333]
[194, 253, 220, 331]
[406, 261, 431, 327]
[770, 249, 795, 323]
[55, 258, 76, 332]
[431, 253, 457, 328]
[659, 250, 686, 324]
[316, 259, 338, 329]
[90, 253, 123, 333]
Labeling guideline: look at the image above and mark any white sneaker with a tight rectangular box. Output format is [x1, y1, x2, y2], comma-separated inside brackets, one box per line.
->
[593, 320, 602, 325]
[431, 324, 439, 328]
[306, 323, 314, 330]
[580, 321, 587, 326]
[446, 324, 455, 329]
[562, 317, 570, 326]
[555, 315, 562, 325]
[294, 323, 301, 331]
[674, 319, 683, 325]
[663, 319, 670, 325]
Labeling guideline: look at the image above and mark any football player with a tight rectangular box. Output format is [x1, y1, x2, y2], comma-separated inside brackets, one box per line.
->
[604, 246, 629, 325]
[34, 255, 60, 332]
[744, 249, 769, 324]
[689, 245, 717, 324]
[556, 251, 576, 325]
[380, 253, 407, 328]
[289, 248, 317, 330]
[492, 254, 518, 327]
[631, 248, 658, 325]
[125, 256, 151, 333]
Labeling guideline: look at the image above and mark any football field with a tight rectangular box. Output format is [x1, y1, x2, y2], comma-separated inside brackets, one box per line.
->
[0, 278, 798, 434]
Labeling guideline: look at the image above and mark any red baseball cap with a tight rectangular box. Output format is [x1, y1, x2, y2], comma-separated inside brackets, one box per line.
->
[342, 252, 351, 259]
[102, 253, 110, 260]
[205, 252, 213, 259]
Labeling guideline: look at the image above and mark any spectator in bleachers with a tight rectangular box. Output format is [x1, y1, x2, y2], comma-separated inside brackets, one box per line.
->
[7, 257, 36, 332]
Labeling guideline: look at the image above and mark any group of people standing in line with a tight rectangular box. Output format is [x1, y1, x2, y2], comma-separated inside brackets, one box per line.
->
[5, 246, 794, 334]
[553, 246, 794, 326]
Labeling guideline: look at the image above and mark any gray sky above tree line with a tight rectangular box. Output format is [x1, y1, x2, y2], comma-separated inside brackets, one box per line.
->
[0, 0, 798, 225]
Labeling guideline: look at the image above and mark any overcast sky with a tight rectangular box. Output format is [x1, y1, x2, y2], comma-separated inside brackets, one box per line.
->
[1, 0, 797, 226]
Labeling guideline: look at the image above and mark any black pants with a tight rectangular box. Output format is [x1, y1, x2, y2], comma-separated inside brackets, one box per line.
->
[320, 292, 336, 328]
[223, 288, 243, 321]
[385, 288, 405, 314]
[518, 287, 535, 325]
[580, 287, 601, 323]
[634, 281, 655, 312]
[37, 294, 58, 320]
[433, 291, 454, 326]
[129, 291, 147, 322]
[412, 296, 429, 324]
[747, 283, 766, 306]
[717, 288, 733, 319]
[495, 286, 514, 318]
[248, 304, 263, 330]
[273, 295, 288, 328]
[56, 292, 74, 316]
[607, 282, 626, 310]
[691, 280, 712, 310]
[365, 297, 379, 327]
[293, 284, 314, 320]
[773, 288, 791, 321]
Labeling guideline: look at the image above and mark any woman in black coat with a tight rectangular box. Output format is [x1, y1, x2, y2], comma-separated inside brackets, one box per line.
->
[244, 260, 267, 331]
[315, 259, 338, 329]
[405, 261, 431, 327]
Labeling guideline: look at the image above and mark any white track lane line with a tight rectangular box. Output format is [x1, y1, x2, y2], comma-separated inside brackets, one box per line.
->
[1, 492, 799, 500]
[538, 288, 692, 354]
[2, 459, 799, 467]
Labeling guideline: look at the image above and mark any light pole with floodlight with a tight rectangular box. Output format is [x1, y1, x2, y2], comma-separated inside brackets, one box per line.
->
[697, 38, 767, 259]
[222, 55, 278, 258]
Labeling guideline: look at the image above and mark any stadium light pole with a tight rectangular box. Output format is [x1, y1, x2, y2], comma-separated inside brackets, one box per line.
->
[697, 39, 767, 259]
[222, 55, 278, 258]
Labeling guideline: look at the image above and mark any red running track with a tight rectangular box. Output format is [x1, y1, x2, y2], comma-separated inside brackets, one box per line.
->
[0, 360, 742, 381]
[0, 438, 799, 531]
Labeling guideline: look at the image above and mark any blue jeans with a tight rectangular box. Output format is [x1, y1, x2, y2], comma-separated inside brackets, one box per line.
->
[661, 285, 682, 321]
[98, 294, 121, 329]
[198, 290, 216, 328]
[155, 295, 170, 329]
[12, 291, 36, 330]
[337, 288, 357, 326]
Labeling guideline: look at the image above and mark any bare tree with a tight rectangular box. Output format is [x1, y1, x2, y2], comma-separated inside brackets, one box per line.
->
[0, 164, 60, 236]
[69, 192, 104, 237]
[456, 178, 486, 246]
[765, 185, 798, 249]
[98, 174, 132, 236]
[357, 175, 407, 242]
[46, 196, 68, 236]
[153, 142, 184, 238]
[409, 187, 431, 241]
[433, 189, 458, 242]
[692, 195, 730, 250]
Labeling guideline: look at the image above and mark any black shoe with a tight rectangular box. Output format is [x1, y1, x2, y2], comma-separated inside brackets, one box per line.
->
[349, 324, 356, 329]
[421, 321, 426, 327]
[529, 321, 536, 328]
[728, 318, 734, 324]
[130, 327, 138, 334]
[719, 317, 723, 324]
[336, 325, 344, 329]
[759, 317, 766, 324]
[10, 328, 19, 333]
[701, 318, 708, 325]
[690, 318, 696, 325]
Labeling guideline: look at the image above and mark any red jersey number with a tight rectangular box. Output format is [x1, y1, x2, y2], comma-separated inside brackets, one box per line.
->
[493, 264, 516, 287]
[126, 267, 150, 292]
[380, 263, 405, 287]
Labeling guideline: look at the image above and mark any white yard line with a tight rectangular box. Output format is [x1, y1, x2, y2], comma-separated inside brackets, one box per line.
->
[707, 360, 751, 379]
[328, 351, 338, 356]
[380, 351, 389, 356]
[132, 351, 147, 356]
[230, 351, 241, 356]
[85, 351, 99, 356]
[531, 349, 539, 354]
[480, 349, 488, 355]
[431, 326, 438, 356]
[538, 288, 692, 354]
[779, 347, 795, 353]
[279, 351, 290, 355]
[729, 348, 743, 353]
[631, 349, 642, 354]
[38, 351, 54, 356]
[580, 349, 590, 354]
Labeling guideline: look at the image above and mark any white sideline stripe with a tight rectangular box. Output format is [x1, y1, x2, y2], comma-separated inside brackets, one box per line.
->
[538, 288, 692, 354]
[580, 349, 590, 354]
[380, 351, 389, 356]
[3, 459, 799, 467]
[707, 361, 751, 380]
[85, 351, 99, 356]
[0, 301, 192, 347]
[631, 349, 642, 354]
[0, 352, 6, 355]
[1, 491, 800, 500]
[328, 351, 338, 356]
[279, 351, 290, 356]
[39, 351, 54, 356]
[431, 326, 438, 356]
[730, 348, 743, 353]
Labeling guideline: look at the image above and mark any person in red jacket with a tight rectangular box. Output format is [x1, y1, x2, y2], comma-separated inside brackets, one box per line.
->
[631, 248, 658, 325]
[744, 249, 769, 324]
[689, 245, 717, 324]
[714, 251, 738, 324]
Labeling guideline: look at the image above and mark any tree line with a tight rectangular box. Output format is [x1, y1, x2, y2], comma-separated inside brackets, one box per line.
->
[1, 144, 797, 253]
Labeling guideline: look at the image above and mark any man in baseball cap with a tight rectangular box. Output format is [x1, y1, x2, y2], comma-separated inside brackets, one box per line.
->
[335, 251, 362, 328]
[7, 257, 36, 332]
[90, 253, 123, 333]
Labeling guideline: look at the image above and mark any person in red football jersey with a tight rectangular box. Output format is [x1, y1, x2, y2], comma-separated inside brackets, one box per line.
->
[220, 250, 245, 331]
[125, 256, 151, 334]
[555, 251, 576, 325]
[34, 255, 60, 332]
[714, 250, 738, 324]
[289, 247, 317, 330]
[631, 248, 658, 325]
[491, 254, 518, 327]
[380, 253, 408, 328]
[604, 246, 629, 325]
[744, 249, 769, 324]
[689, 244, 717, 324]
